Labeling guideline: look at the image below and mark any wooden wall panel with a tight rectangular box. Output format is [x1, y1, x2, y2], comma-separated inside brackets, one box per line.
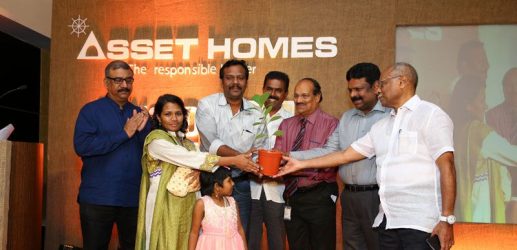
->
[0, 141, 12, 249]
[0, 141, 43, 250]
[7, 142, 44, 250]
[47, 0, 517, 249]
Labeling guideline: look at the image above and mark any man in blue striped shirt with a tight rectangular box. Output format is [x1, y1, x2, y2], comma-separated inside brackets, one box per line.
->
[290, 62, 389, 250]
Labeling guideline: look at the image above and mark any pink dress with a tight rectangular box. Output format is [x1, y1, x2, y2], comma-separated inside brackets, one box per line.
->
[195, 196, 245, 250]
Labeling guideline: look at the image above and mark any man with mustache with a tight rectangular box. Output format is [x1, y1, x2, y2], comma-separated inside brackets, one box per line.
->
[248, 71, 292, 250]
[73, 60, 151, 250]
[273, 78, 339, 250]
[278, 63, 457, 250]
[289, 63, 389, 250]
[196, 59, 265, 237]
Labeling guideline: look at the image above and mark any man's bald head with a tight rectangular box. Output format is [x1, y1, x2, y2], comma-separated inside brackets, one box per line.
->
[379, 62, 420, 110]
[391, 62, 419, 90]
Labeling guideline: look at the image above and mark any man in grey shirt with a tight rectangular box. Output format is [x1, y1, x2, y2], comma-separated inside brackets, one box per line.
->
[290, 62, 389, 250]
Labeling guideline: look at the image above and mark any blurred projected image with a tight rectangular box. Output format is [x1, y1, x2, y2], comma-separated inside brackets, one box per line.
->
[397, 25, 517, 224]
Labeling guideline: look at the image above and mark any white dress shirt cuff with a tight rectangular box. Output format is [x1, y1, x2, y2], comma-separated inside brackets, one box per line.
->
[209, 139, 225, 155]
[351, 143, 374, 159]
[431, 146, 454, 161]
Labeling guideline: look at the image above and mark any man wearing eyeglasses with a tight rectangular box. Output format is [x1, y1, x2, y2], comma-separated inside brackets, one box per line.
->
[73, 60, 151, 250]
[289, 63, 389, 250]
[278, 63, 457, 250]
[274, 78, 339, 250]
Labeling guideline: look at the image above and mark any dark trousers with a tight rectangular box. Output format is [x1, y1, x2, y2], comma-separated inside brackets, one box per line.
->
[248, 189, 286, 250]
[285, 182, 338, 250]
[232, 178, 252, 238]
[79, 203, 138, 250]
[377, 216, 432, 250]
[341, 188, 380, 250]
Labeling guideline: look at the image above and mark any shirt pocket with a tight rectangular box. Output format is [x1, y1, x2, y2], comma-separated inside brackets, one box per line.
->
[236, 127, 257, 148]
[398, 130, 418, 155]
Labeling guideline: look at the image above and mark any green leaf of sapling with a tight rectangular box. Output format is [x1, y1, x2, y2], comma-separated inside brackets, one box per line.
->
[273, 130, 284, 137]
[269, 115, 281, 122]
[255, 133, 267, 139]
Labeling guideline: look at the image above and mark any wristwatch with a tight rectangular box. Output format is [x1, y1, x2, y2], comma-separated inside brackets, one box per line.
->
[439, 215, 456, 224]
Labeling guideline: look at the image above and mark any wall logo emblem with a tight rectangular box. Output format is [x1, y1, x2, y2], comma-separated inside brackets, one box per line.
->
[68, 15, 89, 37]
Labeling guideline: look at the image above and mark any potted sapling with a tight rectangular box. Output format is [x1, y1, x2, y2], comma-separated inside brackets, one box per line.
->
[251, 92, 284, 176]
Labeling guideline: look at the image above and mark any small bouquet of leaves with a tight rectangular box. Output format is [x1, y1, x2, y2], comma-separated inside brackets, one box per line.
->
[251, 92, 284, 140]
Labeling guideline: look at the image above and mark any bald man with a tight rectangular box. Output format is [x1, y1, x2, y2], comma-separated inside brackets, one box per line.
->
[278, 63, 457, 250]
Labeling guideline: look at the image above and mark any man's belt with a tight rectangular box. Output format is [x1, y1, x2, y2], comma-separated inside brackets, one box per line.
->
[343, 184, 379, 192]
[296, 181, 335, 193]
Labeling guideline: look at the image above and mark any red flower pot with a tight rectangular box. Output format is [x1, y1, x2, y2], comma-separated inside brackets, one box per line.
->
[258, 149, 283, 176]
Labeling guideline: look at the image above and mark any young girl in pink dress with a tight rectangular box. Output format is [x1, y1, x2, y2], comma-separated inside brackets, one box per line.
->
[188, 168, 247, 250]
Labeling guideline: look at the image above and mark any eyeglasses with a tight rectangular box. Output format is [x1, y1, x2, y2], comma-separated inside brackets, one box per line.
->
[106, 77, 134, 85]
[379, 75, 401, 87]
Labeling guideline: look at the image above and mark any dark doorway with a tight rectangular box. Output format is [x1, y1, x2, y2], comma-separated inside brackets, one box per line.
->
[0, 30, 41, 142]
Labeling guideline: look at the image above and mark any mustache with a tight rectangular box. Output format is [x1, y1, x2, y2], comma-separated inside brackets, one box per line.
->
[351, 96, 362, 102]
[229, 85, 242, 90]
[268, 96, 279, 101]
[118, 88, 130, 93]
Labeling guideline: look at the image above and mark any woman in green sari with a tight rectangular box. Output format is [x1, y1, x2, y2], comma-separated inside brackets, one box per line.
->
[135, 94, 258, 250]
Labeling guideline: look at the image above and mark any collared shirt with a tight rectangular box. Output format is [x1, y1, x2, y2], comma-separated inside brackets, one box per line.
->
[74, 96, 151, 207]
[351, 95, 454, 233]
[250, 107, 293, 203]
[291, 101, 390, 185]
[196, 93, 267, 176]
[275, 108, 339, 187]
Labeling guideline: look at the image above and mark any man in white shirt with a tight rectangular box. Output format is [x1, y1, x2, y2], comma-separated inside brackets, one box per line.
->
[196, 59, 265, 237]
[278, 62, 457, 250]
[248, 71, 292, 250]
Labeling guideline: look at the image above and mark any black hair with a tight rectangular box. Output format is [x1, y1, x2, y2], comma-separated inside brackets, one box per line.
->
[263, 71, 290, 91]
[104, 60, 133, 77]
[345, 62, 380, 87]
[200, 167, 232, 196]
[219, 59, 249, 80]
[300, 77, 323, 103]
[152, 94, 189, 133]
